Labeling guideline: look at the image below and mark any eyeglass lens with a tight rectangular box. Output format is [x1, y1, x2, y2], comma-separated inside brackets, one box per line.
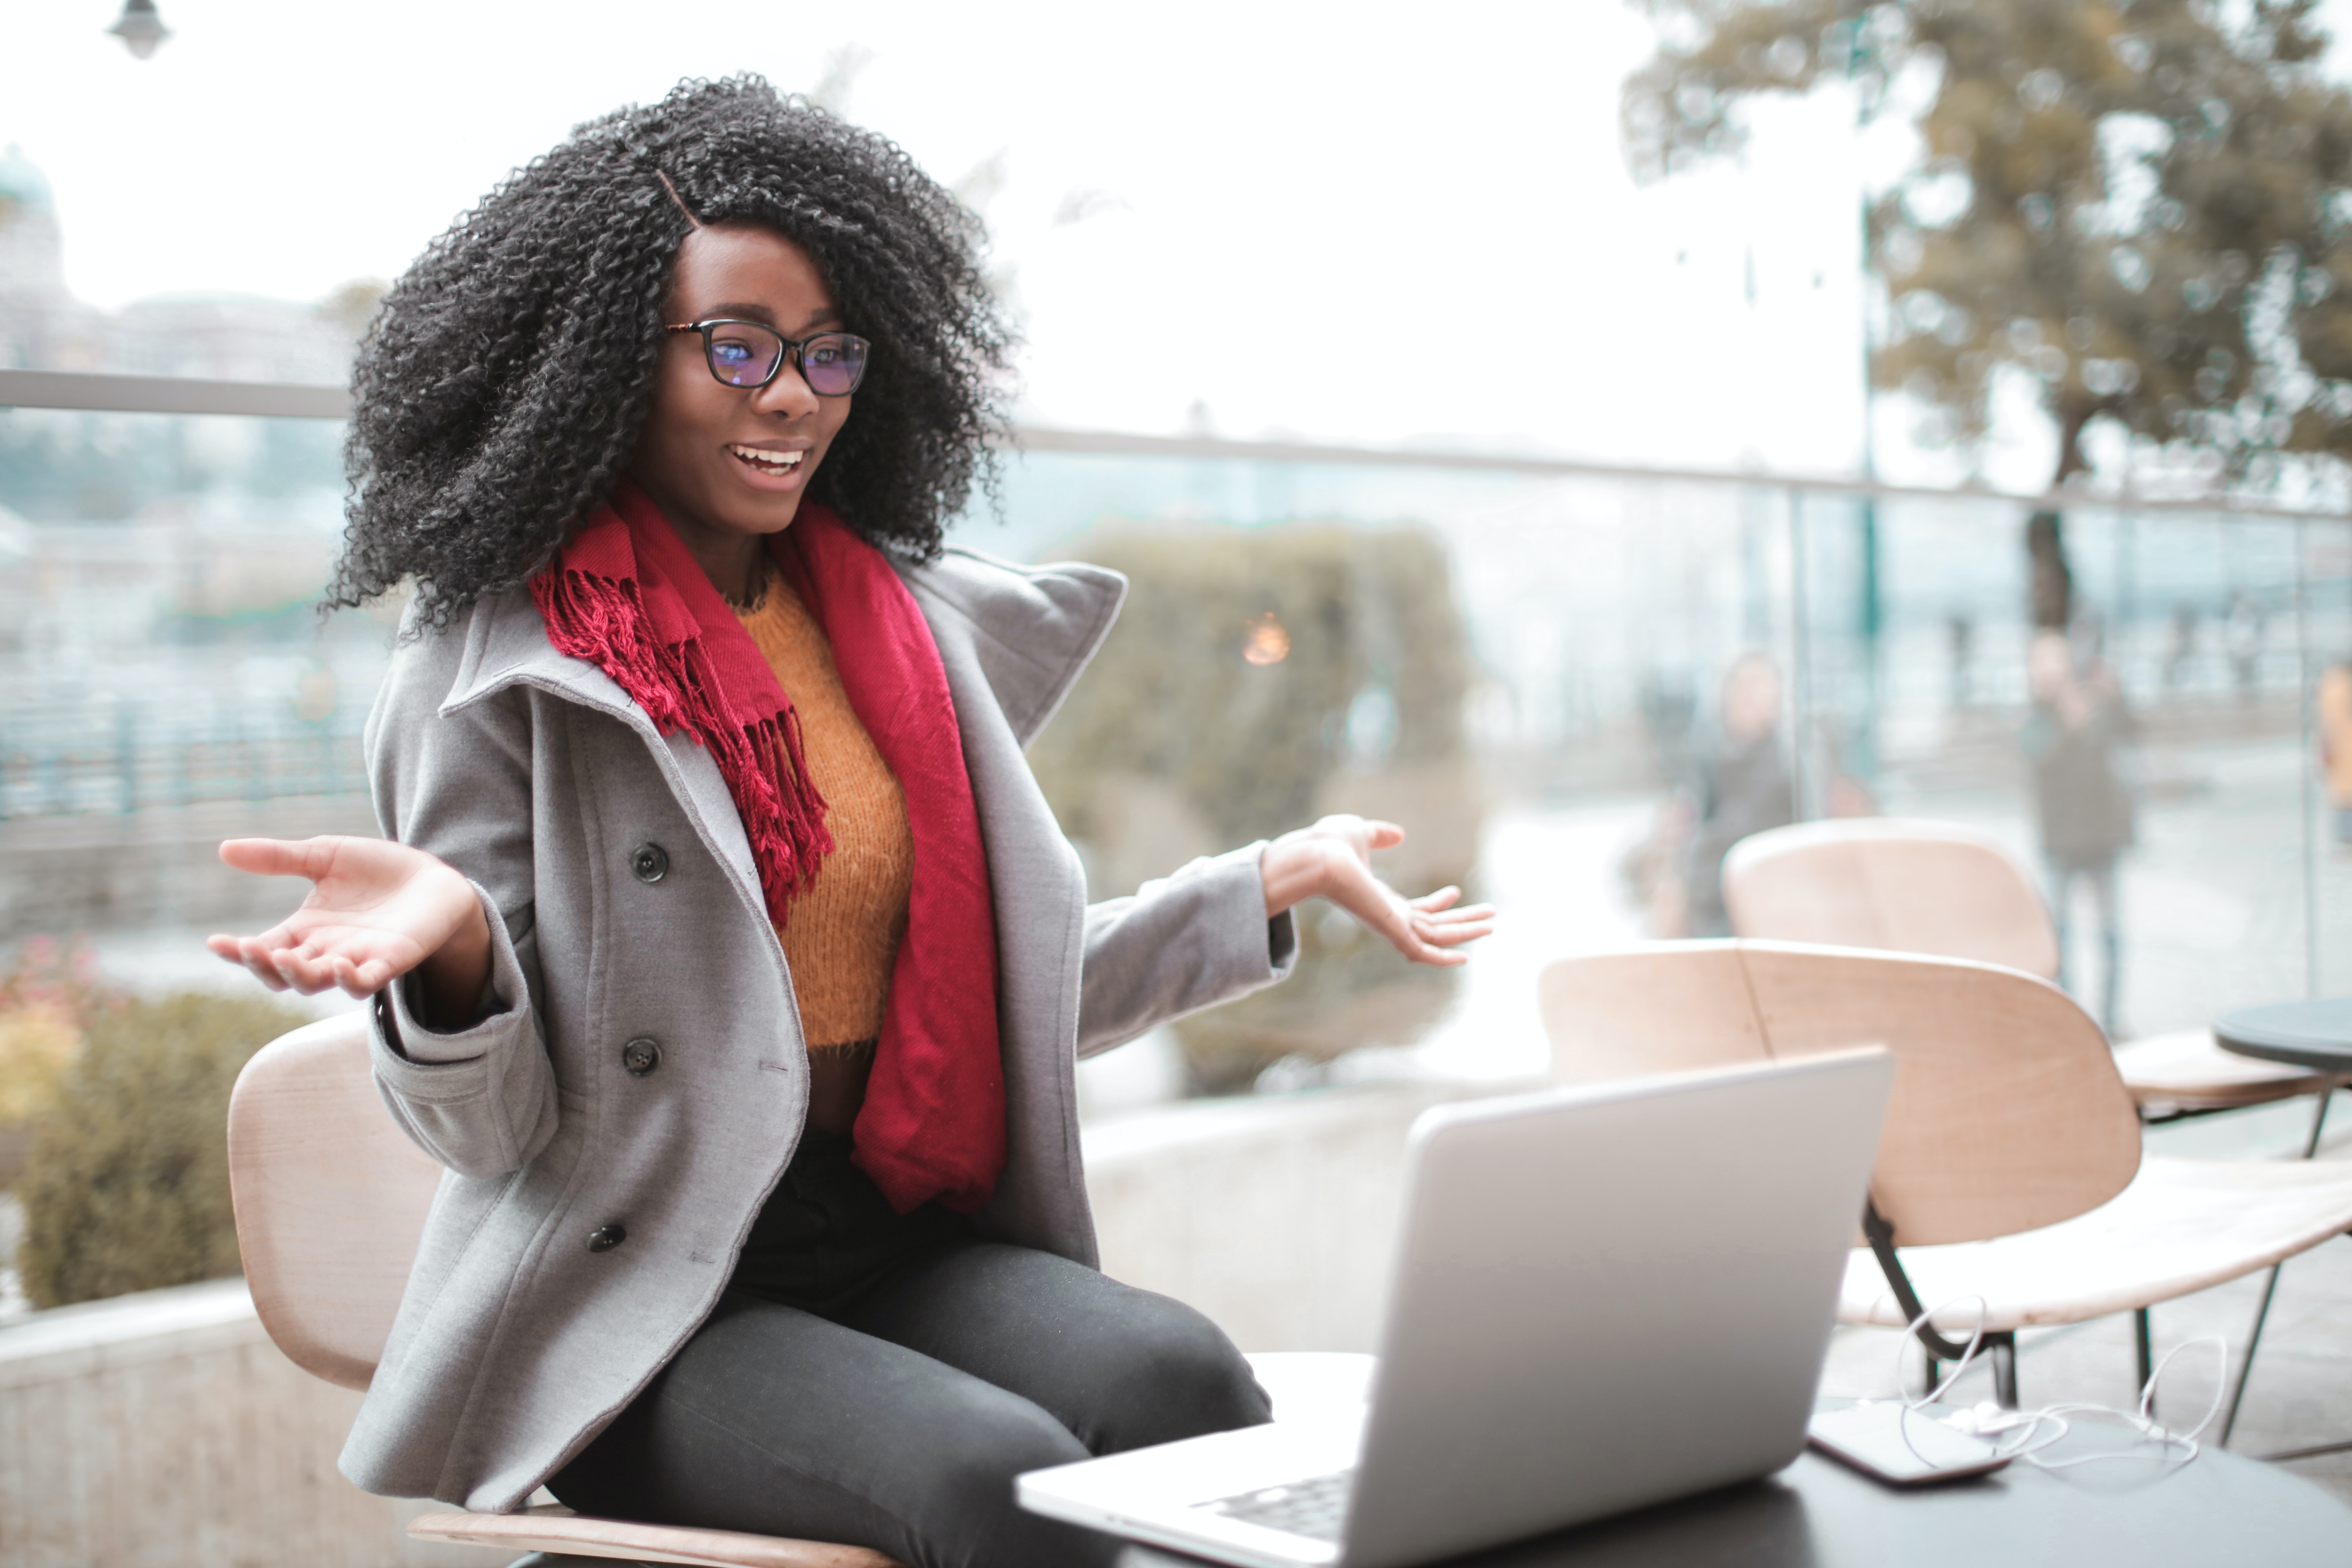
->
[704, 322, 867, 396]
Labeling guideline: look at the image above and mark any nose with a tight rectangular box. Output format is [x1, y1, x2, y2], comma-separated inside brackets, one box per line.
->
[751, 351, 822, 419]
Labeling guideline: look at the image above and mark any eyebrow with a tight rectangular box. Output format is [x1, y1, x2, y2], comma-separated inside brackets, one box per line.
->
[700, 301, 846, 332]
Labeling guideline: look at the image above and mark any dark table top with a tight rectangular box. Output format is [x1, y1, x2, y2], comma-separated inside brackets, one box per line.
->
[2214, 998, 2352, 1072]
[1112, 1423, 2352, 1568]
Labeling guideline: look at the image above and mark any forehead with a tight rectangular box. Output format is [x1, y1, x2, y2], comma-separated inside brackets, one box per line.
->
[667, 225, 835, 317]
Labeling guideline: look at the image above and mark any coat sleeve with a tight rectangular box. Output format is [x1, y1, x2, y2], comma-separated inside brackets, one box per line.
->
[361, 637, 559, 1180]
[1076, 842, 1299, 1059]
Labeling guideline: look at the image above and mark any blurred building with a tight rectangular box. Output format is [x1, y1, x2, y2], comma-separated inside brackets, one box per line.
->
[0, 145, 104, 372]
[0, 145, 360, 381]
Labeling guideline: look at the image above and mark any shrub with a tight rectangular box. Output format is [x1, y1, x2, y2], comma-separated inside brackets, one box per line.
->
[1031, 521, 1480, 1094]
[0, 938, 121, 1189]
[15, 991, 308, 1309]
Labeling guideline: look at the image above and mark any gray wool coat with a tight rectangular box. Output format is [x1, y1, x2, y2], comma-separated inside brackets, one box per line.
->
[339, 544, 1298, 1512]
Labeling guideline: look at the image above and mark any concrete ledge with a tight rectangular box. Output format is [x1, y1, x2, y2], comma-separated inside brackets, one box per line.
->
[0, 1279, 505, 1568]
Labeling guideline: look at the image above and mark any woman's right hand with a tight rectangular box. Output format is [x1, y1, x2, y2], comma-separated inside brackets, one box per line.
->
[207, 836, 492, 1016]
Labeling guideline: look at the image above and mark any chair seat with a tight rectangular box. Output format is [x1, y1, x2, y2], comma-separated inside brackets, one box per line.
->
[1840, 1154, 2352, 1333]
[408, 1504, 906, 1567]
[2113, 1029, 2338, 1116]
[405, 1353, 1375, 1567]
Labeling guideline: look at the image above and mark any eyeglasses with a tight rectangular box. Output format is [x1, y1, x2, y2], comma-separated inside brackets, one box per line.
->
[663, 319, 870, 396]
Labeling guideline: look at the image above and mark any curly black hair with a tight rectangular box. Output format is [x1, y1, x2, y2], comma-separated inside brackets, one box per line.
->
[328, 75, 1012, 625]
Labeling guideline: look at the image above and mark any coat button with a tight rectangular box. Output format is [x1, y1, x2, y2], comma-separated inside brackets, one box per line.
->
[630, 843, 669, 884]
[586, 1224, 627, 1253]
[622, 1037, 662, 1076]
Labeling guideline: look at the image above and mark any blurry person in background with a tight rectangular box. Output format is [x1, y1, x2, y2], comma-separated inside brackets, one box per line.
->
[1681, 652, 1795, 937]
[2163, 601, 2200, 692]
[2024, 630, 2136, 1032]
[1946, 612, 1975, 711]
[2319, 657, 2352, 848]
[2227, 591, 2267, 702]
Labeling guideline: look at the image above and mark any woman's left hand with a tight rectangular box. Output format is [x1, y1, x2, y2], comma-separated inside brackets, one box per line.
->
[1260, 815, 1496, 966]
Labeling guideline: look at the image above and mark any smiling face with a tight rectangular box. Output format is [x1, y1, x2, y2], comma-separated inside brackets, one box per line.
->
[629, 223, 854, 597]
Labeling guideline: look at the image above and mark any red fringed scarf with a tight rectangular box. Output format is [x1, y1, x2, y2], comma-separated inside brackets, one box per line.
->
[532, 480, 1005, 1214]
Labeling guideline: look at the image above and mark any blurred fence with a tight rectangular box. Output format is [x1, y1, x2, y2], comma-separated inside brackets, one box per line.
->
[0, 705, 368, 820]
[2, 367, 2348, 1034]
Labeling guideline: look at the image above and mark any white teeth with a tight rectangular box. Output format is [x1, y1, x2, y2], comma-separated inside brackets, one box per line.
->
[729, 444, 803, 469]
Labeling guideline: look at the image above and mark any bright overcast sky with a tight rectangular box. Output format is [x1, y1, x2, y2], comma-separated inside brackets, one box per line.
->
[2, 0, 2136, 486]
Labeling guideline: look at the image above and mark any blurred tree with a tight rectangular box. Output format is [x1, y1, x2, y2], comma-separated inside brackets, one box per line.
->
[1626, 0, 2352, 510]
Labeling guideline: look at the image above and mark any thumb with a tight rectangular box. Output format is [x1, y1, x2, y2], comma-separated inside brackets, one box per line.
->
[218, 837, 332, 881]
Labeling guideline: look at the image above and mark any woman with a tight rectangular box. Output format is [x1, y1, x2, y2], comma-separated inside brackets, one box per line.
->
[2022, 629, 2133, 1033]
[209, 77, 1489, 1568]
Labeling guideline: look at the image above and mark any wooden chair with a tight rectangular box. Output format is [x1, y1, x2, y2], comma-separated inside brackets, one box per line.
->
[1720, 818, 2340, 1123]
[1538, 940, 2352, 1412]
[226, 1011, 912, 1567]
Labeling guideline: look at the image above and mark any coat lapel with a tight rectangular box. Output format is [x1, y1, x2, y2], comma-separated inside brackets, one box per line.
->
[439, 589, 760, 893]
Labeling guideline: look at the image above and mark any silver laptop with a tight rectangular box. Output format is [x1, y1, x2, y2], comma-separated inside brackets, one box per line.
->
[1018, 1048, 1893, 1568]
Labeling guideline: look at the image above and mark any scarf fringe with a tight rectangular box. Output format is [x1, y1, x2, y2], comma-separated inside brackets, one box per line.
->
[531, 563, 833, 926]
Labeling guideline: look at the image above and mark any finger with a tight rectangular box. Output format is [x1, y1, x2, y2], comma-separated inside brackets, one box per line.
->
[219, 836, 339, 880]
[350, 955, 396, 994]
[1420, 902, 1497, 925]
[284, 956, 345, 996]
[238, 944, 293, 991]
[1409, 886, 1462, 913]
[1349, 889, 1464, 967]
[1414, 919, 1494, 948]
[264, 941, 336, 994]
[333, 954, 381, 998]
[1366, 820, 1406, 849]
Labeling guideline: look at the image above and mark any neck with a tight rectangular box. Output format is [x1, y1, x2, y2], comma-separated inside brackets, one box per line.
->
[632, 476, 774, 605]
[689, 532, 769, 607]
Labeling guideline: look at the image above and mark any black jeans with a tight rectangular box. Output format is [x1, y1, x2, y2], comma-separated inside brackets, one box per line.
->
[550, 1134, 1272, 1568]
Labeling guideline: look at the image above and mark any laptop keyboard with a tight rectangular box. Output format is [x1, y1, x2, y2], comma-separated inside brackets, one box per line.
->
[1197, 1469, 1354, 1542]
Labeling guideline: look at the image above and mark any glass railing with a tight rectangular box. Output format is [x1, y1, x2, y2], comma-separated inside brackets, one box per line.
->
[0, 367, 2344, 1307]
[0, 393, 383, 821]
[2, 373, 2339, 1031]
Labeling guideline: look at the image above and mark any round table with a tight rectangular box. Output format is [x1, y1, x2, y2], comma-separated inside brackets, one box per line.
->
[1114, 1428, 2352, 1567]
[2215, 998, 2352, 1074]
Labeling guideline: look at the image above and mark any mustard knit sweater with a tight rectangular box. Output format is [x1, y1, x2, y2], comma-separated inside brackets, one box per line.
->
[735, 573, 914, 1051]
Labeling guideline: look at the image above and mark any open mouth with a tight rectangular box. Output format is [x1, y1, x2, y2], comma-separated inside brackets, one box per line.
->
[728, 444, 806, 477]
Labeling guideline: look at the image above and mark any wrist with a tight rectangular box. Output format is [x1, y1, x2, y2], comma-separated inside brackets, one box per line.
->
[1260, 834, 1336, 917]
[416, 879, 493, 1025]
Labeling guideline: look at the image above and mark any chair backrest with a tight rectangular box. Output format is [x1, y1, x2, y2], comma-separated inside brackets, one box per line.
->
[226, 1011, 442, 1390]
[1721, 818, 2060, 981]
[1538, 940, 2140, 1247]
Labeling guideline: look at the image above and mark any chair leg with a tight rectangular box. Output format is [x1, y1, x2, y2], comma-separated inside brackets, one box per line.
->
[2218, 1093, 2336, 1448]
[2135, 1307, 2154, 1410]
[1989, 1333, 2018, 1410]
[2221, 1263, 2287, 1447]
[2302, 1089, 2336, 1160]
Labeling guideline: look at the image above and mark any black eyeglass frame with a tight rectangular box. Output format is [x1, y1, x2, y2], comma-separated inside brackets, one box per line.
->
[662, 319, 871, 396]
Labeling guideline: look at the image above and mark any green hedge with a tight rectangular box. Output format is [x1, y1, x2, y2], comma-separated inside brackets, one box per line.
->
[15, 991, 308, 1309]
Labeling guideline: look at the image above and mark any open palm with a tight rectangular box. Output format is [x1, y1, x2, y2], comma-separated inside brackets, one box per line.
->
[1262, 815, 1496, 967]
[207, 836, 483, 998]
